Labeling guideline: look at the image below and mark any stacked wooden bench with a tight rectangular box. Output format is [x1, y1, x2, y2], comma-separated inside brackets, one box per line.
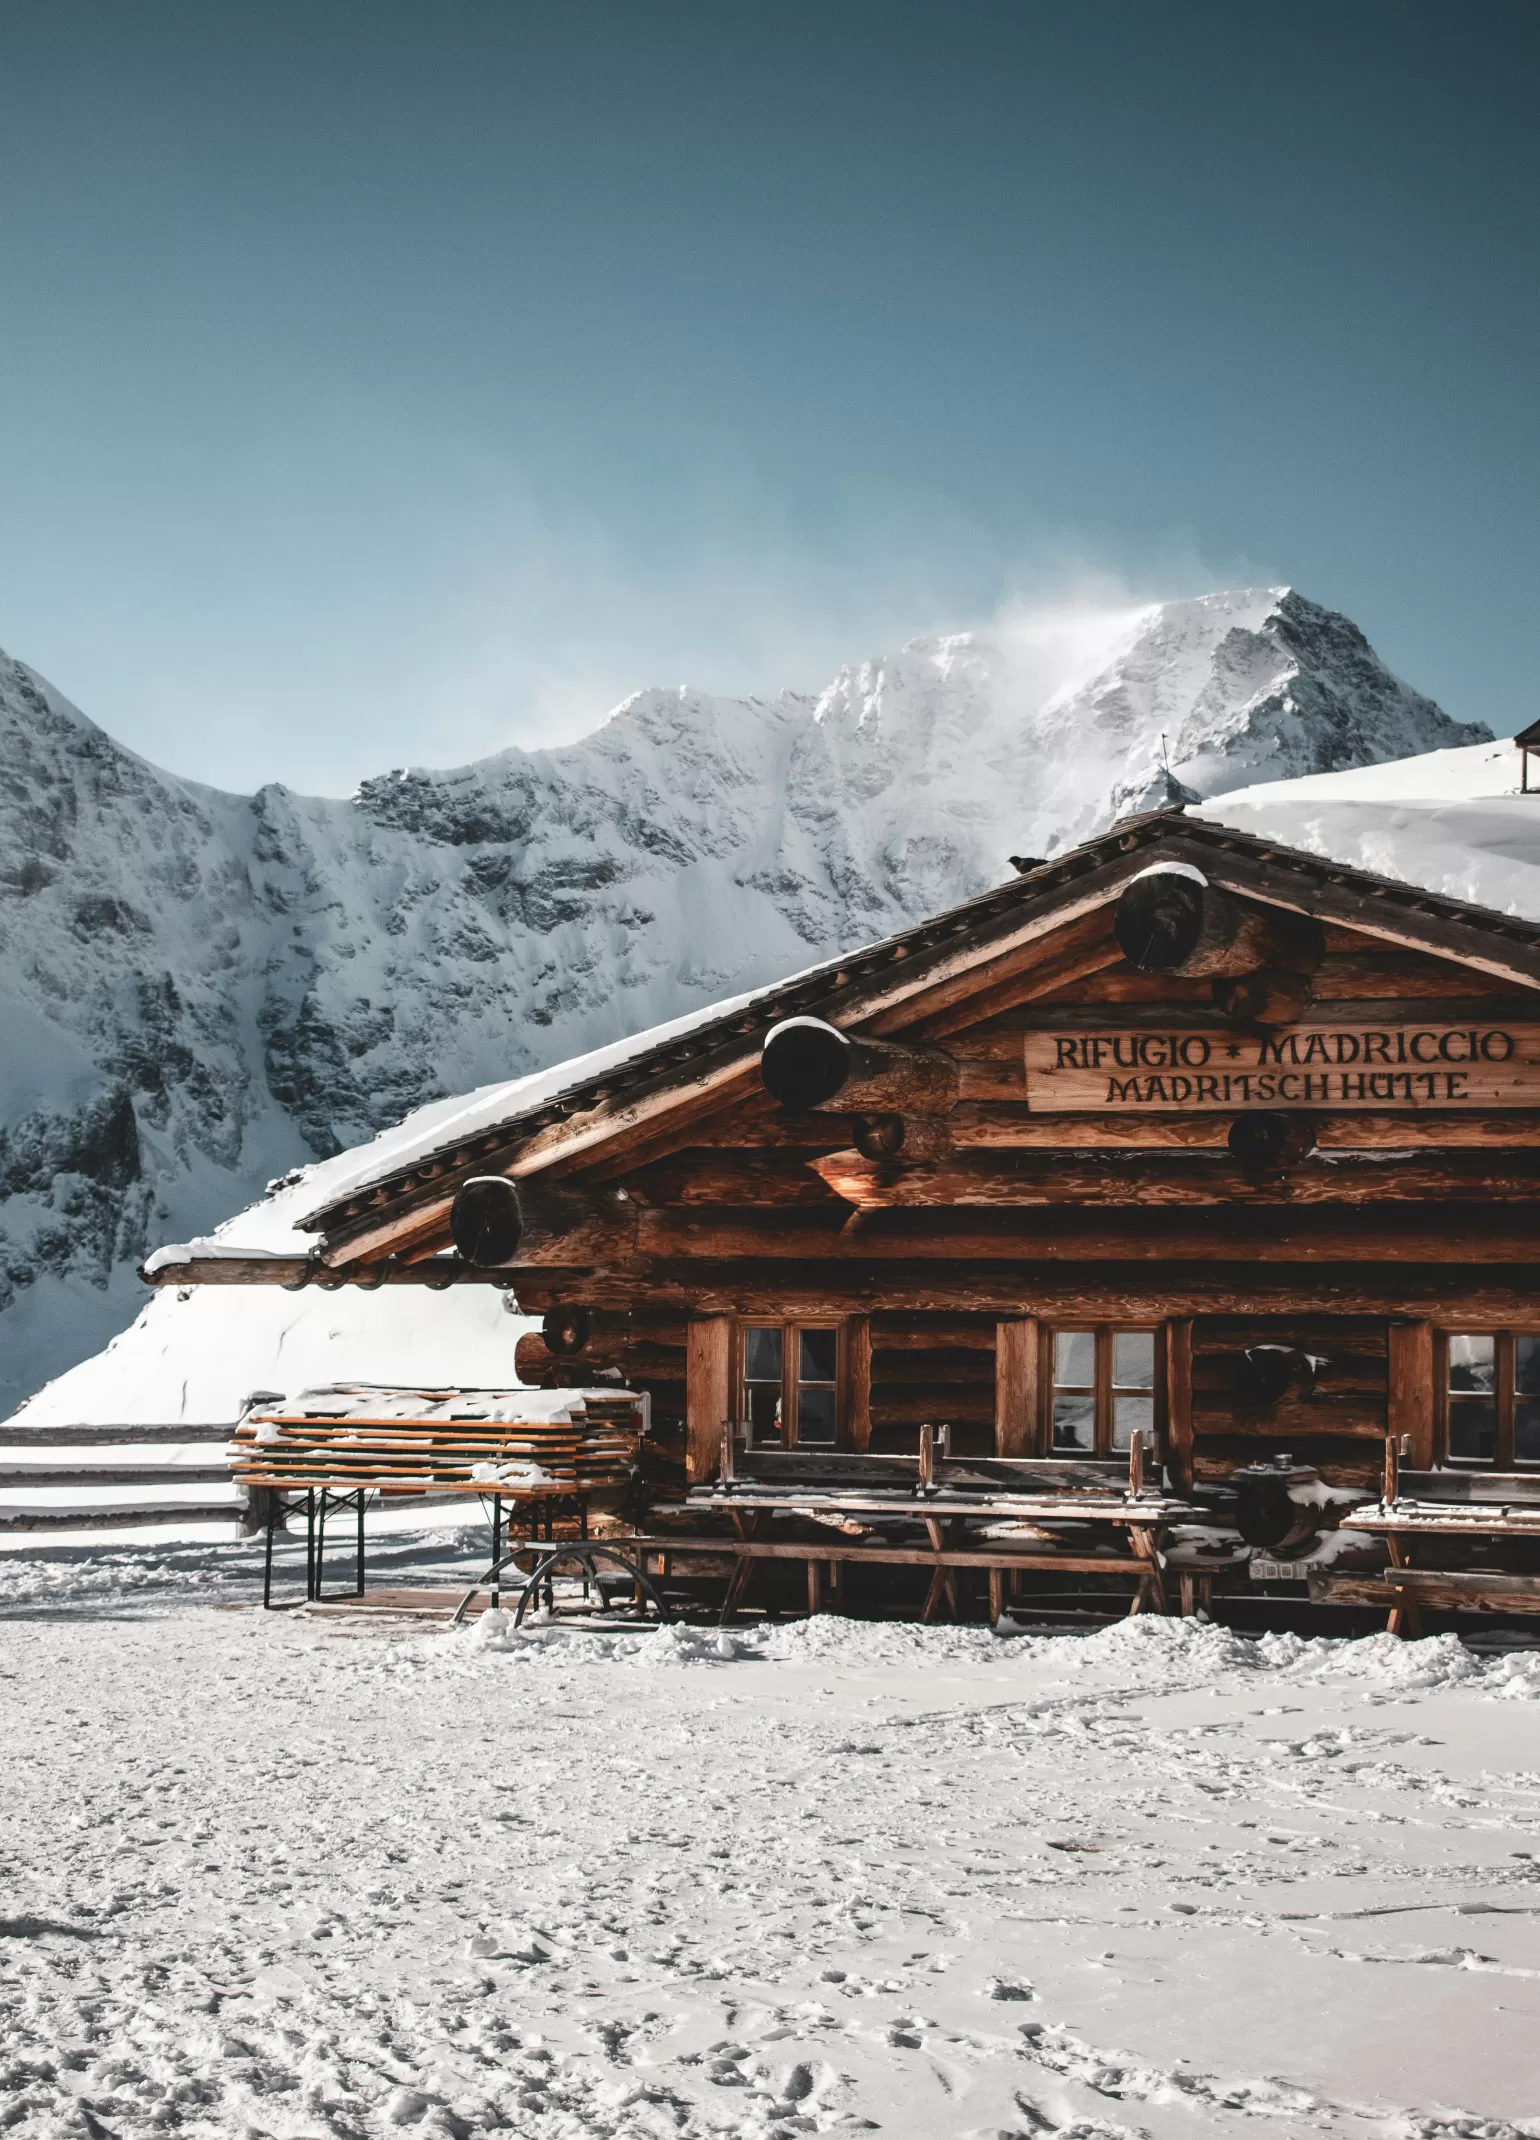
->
[1311, 1437, 1540, 1635]
[228, 1383, 645, 1607]
[627, 1426, 1204, 1624]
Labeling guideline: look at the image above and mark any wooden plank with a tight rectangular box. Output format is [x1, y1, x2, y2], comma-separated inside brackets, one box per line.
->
[1388, 1321, 1436, 1469]
[1043, 953, 1512, 1006]
[144, 1254, 527, 1289]
[0, 1465, 231, 1487]
[870, 1316, 998, 1350]
[686, 1317, 731, 1485]
[627, 1535, 1151, 1572]
[719, 1449, 1125, 1492]
[621, 1156, 849, 1207]
[633, 1205, 1540, 1265]
[0, 1425, 236, 1447]
[1317, 1570, 1540, 1615]
[1165, 1319, 1194, 1495]
[0, 1504, 242, 1533]
[1397, 1467, 1540, 1506]
[675, 1490, 1188, 1520]
[1191, 1400, 1389, 1439]
[952, 1105, 1540, 1151]
[848, 1317, 872, 1452]
[1022, 1022, 1540, 1114]
[1307, 957, 1527, 1001]
[810, 1147, 1540, 1209]
[994, 1318, 1039, 1458]
[512, 1258, 1540, 1322]
[872, 1346, 995, 1387]
[903, 919, 1125, 1039]
[1009, 997, 1535, 1033]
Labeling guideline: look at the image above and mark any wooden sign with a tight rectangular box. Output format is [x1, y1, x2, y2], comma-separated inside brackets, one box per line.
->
[1023, 1023, 1540, 1113]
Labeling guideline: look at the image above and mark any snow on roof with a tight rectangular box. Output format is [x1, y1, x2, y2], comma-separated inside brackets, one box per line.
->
[248, 1383, 638, 1425]
[147, 956, 846, 1261]
[1200, 736, 1540, 922]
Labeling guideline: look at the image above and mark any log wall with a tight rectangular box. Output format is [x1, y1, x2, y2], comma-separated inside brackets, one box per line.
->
[1190, 1315, 1390, 1489]
[499, 919, 1540, 1492]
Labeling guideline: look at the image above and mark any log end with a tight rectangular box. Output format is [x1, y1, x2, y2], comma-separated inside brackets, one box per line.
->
[762, 1017, 850, 1111]
[449, 1175, 524, 1265]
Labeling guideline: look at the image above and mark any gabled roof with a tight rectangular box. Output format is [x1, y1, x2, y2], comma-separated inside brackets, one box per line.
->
[297, 807, 1540, 1263]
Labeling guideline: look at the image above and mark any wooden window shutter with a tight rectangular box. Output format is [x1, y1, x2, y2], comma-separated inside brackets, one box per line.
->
[1164, 1319, 1194, 1495]
[1387, 1321, 1435, 1469]
[685, 1317, 731, 1483]
[994, 1318, 1039, 1457]
[848, 1317, 873, 1452]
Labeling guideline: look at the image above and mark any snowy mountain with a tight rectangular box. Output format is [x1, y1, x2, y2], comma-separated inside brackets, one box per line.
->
[0, 586, 1484, 1414]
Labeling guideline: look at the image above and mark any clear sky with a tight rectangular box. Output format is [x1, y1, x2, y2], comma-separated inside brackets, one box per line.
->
[1, 1, 1535, 794]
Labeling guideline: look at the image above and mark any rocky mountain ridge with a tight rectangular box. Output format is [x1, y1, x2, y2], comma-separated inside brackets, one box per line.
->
[0, 585, 1485, 1412]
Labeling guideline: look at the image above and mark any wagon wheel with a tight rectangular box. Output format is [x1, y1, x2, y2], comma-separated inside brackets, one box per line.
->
[510, 1545, 671, 1628]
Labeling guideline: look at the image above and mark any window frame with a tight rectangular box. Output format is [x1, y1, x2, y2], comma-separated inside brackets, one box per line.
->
[734, 1318, 847, 1450]
[1040, 1322, 1164, 1460]
[1436, 1327, 1540, 1469]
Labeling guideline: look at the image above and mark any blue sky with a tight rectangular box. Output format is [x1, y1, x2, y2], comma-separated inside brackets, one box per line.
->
[1, 1, 1535, 793]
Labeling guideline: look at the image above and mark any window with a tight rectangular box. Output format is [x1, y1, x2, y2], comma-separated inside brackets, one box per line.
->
[1444, 1331, 1540, 1467]
[739, 1322, 842, 1448]
[1051, 1327, 1158, 1456]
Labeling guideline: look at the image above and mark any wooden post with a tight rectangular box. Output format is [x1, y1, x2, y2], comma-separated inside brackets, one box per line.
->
[1387, 1320, 1435, 1470]
[686, 1317, 731, 1484]
[1383, 1433, 1400, 1507]
[1165, 1319, 1194, 1496]
[918, 1421, 935, 1492]
[994, 1317, 1040, 1457]
[1128, 1427, 1145, 1499]
[849, 1316, 872, 1452]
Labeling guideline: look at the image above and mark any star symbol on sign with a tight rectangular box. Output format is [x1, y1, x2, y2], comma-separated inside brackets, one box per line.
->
[1225, 1043, 1241, 1059]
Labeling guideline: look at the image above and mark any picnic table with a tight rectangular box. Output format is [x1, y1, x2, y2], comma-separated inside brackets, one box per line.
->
[228, 1383, 646, 1608]
[1314, 1437, 1540, 1635]
[633, 1427, 1205, 1622]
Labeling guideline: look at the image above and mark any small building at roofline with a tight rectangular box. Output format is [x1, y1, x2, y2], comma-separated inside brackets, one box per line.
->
[145, 807, 1540, 1506]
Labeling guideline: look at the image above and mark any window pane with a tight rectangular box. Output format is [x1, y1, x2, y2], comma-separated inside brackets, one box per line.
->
[796, 1385, 837, 1445]
[1054, 1331, 1095, 1388]
[1112, 1394, 1154, 1452]
[1053, 1394, 1095, 1450]
[1516, 1399, 1540, 1465]
[1448, 1396, 1497, 1462]
[799, 1328, 838, 1383]
[1449, 1334, 1495, 1393]
[746, 1383, 784, 1445]
[744, 1327, 783, 1383]
[1113, 1331, 1155, 1389]
[1516, 1336, 1540, 1397]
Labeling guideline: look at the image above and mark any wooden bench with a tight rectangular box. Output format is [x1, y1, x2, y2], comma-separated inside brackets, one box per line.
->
[1314, 1437, 1540, 1635]
[228, 1384, 644, 1607]
[644, 1426, 1204, 1623]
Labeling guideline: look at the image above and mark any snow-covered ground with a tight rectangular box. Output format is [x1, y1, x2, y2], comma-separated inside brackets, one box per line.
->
[4, 1542, 1540, 2139]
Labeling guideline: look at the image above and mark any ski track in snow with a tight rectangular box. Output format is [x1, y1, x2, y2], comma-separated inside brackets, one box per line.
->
[2, 1547, 1540, 2139]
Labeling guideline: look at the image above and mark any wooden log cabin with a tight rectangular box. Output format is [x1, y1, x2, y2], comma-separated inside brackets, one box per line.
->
[147, 808, 1540, 1616]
